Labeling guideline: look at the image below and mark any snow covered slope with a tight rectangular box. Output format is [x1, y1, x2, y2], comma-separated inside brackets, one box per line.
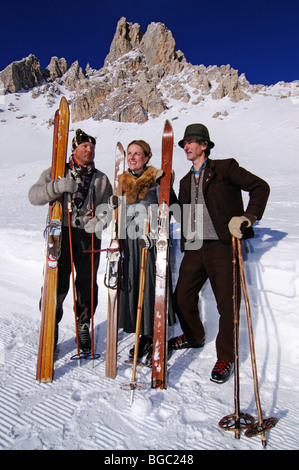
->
[0, 83, 298, 450]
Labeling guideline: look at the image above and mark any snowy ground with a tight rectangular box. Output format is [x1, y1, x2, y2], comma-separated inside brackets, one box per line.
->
[0, 82, 298, 451]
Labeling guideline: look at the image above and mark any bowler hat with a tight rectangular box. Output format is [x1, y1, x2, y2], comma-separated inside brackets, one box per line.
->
[178, 123, 215, 149]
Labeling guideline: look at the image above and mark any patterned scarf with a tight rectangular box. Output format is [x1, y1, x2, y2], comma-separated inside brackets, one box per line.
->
[191, 160, 207, 182]
[68, 157, 95, 209]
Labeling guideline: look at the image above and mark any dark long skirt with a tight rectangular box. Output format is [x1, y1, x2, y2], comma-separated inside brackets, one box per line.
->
[118, 235, 175, 336]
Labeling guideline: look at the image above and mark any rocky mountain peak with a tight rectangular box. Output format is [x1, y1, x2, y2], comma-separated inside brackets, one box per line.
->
[0, 54, 44, 93]
[0, 17, 275, 124]
[104, 17, 143, 64]
[105, 17, 186, 72]
[140, 21, 179, 68]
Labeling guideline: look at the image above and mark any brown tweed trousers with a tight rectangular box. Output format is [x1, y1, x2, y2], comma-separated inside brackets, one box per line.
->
[175, 158, 270, 362]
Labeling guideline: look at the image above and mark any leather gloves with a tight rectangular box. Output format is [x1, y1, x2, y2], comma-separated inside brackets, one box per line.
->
[228, 215, 253, 239]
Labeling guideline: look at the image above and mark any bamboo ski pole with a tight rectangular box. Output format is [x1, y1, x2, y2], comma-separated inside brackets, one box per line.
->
[237, 238, 278, 448]
[219, 236, 255, 437]
[220, 236, 278, 446]
[232, 235, 241, 439]
[67, 198, 81, 365]
[130, 216, 150, 406]
[90, 187, 95, 362]
[121, 211, 150, 404]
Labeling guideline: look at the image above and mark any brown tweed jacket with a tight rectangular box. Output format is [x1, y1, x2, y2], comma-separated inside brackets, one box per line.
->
[178, 158, 270, 250]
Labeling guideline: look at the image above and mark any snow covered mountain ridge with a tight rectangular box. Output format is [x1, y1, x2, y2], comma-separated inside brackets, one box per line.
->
[1, 17, 298, 125]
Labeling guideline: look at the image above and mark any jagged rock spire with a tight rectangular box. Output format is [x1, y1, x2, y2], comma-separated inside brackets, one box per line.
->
[104, 17, 143, 64]
[0, 54, 43, 93]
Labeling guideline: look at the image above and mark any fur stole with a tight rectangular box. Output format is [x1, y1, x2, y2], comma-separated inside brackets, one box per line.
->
[120, 166, 162, 204]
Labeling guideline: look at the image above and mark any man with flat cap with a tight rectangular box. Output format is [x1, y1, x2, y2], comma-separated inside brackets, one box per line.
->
[29, 129, 112, 352]
[169, 123, 270, 383]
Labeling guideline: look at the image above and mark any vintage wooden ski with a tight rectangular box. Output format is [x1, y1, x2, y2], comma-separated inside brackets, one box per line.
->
[36, 96, 69, 382]
[151, 120, 174, 389]
[105, 142, 125, 378]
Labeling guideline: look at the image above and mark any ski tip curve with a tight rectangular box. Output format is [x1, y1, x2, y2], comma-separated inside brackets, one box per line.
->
[116, 141, 125, 153]
[163, 120, 173, 137]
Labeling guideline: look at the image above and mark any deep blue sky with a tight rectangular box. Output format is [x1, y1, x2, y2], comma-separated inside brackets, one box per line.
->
[1, 0, 298, 86]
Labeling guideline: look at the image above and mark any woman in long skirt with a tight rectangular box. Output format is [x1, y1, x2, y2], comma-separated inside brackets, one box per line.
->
[117, 140, 176, 362]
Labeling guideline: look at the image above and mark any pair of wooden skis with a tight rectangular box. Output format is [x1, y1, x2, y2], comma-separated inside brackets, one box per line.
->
[36, 97, 98, 382]
[106, 121, 173, 395]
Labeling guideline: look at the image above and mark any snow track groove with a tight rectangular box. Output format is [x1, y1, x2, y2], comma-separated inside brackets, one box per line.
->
[25, 394, 77, 429]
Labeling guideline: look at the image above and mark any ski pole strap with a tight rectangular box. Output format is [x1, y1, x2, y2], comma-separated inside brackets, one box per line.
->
[44, 219, 62, 236]
[83, 247, 119, 254]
